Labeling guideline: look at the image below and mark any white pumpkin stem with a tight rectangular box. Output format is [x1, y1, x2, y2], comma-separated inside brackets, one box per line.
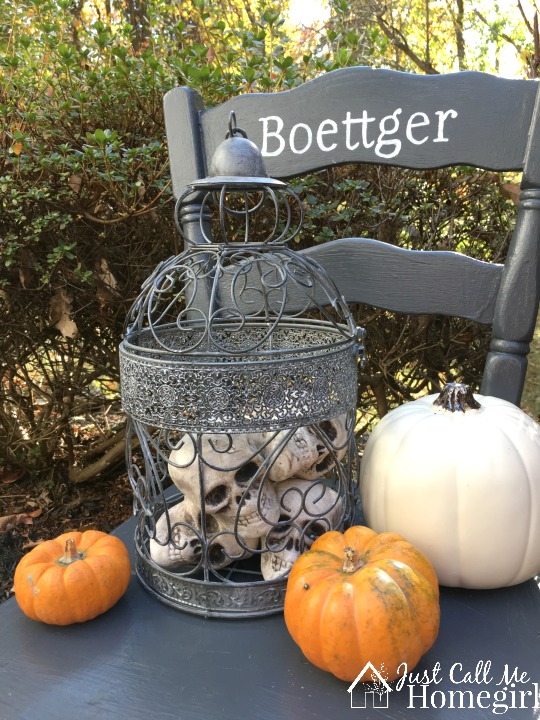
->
[343, 546, 356, 573]
[58, 538, 81, 565]
[433, 383, 481, 413]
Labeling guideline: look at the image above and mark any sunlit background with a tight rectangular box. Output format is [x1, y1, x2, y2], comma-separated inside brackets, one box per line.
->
[287, 0, 533, 79]
[288, 0, 330, 28]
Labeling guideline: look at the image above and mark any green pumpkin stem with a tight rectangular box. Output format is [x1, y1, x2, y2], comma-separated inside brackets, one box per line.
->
[433, 382, 481, 413]
[58, 538, 81, 565]
[343, 546, 356, 573]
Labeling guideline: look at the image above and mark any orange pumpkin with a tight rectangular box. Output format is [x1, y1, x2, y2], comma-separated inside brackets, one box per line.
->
[13, 530, 131, 625]
[284, 526, 440, 683]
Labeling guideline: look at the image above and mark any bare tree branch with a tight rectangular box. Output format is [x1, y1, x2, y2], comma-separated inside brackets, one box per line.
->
[448, 0, 467, 70]
[68, 430, 138, 485]
[534, 12, 540, 72]
[473, 8, 524, 54]
[517, 0, 535, 36]
[376, 13, 439, 74]
[240, 0, 258, 29]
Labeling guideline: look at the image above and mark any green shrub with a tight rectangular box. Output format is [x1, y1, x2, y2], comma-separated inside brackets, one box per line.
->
[0, 0, 517, 474]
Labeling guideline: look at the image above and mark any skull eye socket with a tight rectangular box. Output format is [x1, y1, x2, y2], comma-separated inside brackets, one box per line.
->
[205, 484, 229, 509]
[209, 543, 226, 566]
[319, 420, 338, 442]
[235, 461, 260, 485]
[304, 521, 327, 543]
[315, 456, 332, 473]
[271, 514, 292, 535]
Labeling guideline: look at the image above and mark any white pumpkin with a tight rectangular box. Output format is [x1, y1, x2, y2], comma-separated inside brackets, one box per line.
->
[360, 382, 540, 589]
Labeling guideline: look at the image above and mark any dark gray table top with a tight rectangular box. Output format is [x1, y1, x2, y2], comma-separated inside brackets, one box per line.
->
[2, 514, 540, 720]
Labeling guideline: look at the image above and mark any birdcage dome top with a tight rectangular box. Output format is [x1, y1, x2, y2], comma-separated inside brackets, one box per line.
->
[119, 242, 360, 432]
[119, 113, 362, 433]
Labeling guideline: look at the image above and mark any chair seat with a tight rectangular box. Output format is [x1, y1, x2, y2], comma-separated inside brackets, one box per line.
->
[1, 514, 540, 720]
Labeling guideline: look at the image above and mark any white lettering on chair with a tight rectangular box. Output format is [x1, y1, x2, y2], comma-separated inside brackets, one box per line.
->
[406, 112, 430, 145]
[259, 108, 458, 158]
[375, 108, 402, 158]
[316, 119, 338, 152]
[290, 123, 312, 154]
[342, 110, 375, 150]
[259, 116, 286, 157]
[433, 109, 459, 142]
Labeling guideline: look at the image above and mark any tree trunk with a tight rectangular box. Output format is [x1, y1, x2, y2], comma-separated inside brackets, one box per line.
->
[454, 0, 466, 70]
[126, 0, 151, 53]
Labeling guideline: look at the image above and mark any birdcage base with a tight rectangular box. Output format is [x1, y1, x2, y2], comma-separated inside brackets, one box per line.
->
[135, 527, 287, 618]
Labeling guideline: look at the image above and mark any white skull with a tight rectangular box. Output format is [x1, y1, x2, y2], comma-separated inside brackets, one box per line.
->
[260, 414, 349, 482]
[260, 479, 343, 581]
[168, 433, 280, 539]
[149, 497, 258, 570]
[259, 426, 320, 482]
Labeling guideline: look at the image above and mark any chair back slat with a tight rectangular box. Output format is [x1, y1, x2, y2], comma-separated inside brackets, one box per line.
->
[201, 70, 535, 179]
[301, 238, 503, 323]
[163, 67, 540, 405]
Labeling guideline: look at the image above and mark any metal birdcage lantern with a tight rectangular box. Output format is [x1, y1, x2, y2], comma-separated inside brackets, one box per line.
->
[119, 113, 364, 617]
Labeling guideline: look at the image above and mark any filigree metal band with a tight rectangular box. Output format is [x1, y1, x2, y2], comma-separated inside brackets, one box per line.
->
[120, 332, 358, 432]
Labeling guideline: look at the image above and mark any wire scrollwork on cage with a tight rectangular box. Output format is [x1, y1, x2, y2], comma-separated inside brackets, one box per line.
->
[120, 113, 363, 617]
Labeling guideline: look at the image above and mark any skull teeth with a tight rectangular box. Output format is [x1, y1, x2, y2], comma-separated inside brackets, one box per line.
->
[237, 510, 262, 527]
[270, 555, 294, 573]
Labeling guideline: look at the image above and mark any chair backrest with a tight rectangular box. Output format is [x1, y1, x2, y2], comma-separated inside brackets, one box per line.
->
[163, 67, 540, 406]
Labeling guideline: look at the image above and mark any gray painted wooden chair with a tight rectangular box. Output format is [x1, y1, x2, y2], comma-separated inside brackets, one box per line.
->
[3, 67, 540, 720]
[164, 67, 540, 407]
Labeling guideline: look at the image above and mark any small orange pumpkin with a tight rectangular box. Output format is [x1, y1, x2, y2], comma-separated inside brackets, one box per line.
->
[284, 526, 440, 683]
[13, 530, 131, 625]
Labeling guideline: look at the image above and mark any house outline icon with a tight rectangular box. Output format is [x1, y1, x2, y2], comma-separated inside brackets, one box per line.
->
[347, 662, 393, 709]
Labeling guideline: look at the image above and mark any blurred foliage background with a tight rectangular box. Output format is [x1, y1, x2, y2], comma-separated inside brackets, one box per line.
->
[1, 0, 538, 482]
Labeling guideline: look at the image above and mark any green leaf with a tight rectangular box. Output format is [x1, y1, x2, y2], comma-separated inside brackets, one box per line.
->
[94, 129, 107, 146]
